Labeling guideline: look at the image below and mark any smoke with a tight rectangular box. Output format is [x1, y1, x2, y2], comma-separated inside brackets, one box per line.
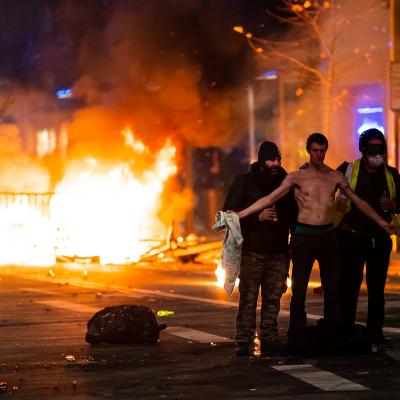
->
[58, 0, 252, 157]
[0, 0, 258, 195]
[250, 0, 387, 171]
[0, 122, 50, 192]
[25, 0, 256, 229]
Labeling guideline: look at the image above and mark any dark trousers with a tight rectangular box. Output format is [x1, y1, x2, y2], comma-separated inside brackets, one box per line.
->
[235, 250, 289, 343]
[338, 230, 392, 337]
[288, 230, 341, 334]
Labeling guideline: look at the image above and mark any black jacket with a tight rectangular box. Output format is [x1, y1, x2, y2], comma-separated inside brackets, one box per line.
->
[222, 162, 297, 255]
[338, 160, 400, 237]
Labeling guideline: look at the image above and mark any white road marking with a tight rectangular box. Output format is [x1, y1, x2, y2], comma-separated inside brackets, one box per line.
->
[95, 292, 144, 298]
[165, 326, 233, 343]
[19, 288, 59, 295]
[21, 280, 143, 298]
[387, 350, 400, 362]
[383, 326, 400, 333]
[357, 300, 400, 310]
[272, 364, 369, 391]
[132, 287, 237, 307]
[27, 335, 83, 341]
[383, 300, 400, 308]
[33, 299, 234, 344]
[35, 300, 98, 313]
[23, 275, 400, 334]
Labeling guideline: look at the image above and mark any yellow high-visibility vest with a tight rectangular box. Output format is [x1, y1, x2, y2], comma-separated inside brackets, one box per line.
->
[334, 159, 396, 227]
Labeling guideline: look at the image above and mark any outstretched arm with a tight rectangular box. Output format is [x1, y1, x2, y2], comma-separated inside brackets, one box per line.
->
[238, 174, 294, 219]
[338, 173, 396, 235]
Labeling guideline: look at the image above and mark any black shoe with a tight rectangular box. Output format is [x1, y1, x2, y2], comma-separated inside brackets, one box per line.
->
[235, 342, 251, 356]
[260, 339, 286, 356]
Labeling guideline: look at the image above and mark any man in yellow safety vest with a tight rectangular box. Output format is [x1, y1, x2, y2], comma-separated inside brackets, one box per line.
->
[336, 128, 400, 348]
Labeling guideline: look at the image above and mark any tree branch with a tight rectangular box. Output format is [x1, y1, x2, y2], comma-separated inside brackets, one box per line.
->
[250, 37, 327, 83]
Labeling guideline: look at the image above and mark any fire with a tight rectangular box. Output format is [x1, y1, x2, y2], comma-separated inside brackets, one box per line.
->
[0, 129, 178, 266]
[214, 260, 239, 290]
[36, 129, 56, 158]
[214, 260, 225, 287]
[286, 277, 292, 289]
[122, 127, 146, 153]
[0, 196, 55, 266]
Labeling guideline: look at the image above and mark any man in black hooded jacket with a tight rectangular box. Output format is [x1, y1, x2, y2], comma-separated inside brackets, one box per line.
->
[223, 141, 297, 356]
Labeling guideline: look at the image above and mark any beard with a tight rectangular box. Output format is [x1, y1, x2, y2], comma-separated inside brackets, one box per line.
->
[268, 167, 280, 175]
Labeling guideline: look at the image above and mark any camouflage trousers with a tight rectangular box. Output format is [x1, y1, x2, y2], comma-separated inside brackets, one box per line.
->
[235, 250, 289, 343]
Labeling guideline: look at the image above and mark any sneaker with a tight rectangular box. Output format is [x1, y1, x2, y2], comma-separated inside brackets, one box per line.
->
[235, 342, 251, 356]
[260, 339, 286, 356]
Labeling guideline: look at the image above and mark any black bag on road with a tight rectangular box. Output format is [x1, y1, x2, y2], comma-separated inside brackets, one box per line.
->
[85, 305, 167, 345]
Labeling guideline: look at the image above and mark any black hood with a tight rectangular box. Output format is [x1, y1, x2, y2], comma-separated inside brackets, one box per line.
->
[258, 141, 281, 163]
[249, 162, 287, 196]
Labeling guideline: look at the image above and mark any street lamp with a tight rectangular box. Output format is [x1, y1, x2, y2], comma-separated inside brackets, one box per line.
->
[247, 70, 285, 162]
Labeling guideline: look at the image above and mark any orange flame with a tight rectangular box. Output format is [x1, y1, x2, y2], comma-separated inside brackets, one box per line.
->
[214, 260, 239, 291]
[214, 260, 225, 287]
[0, 128, 177, 266]
[0, 196, 55, 266]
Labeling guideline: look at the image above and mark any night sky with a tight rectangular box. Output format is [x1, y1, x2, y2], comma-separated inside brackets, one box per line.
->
[0, 0, 288, 155]
[0, 0, 284, 90]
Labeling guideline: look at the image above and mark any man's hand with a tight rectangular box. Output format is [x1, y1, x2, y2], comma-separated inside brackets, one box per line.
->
[237, 210, 246, 219]
[381, 221, 397, 235]
[226, 210, 245, 218]
[259, 207, 278, 222]
[380, 197, 396, 213]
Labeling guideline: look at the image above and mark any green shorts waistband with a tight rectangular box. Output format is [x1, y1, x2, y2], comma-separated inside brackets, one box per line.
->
[295, 222, 334, 234]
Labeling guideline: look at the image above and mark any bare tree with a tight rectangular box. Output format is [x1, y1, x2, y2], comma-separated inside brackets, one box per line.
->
[234, 0, 381, 134]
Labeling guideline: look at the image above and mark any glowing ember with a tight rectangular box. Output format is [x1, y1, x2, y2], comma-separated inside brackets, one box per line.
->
[286, 277, 292, 289]
[214, 260, 239, 290]
[0, 129, 178, 266]
[122, 127, 146, 153]
[215, 260, 225, 287]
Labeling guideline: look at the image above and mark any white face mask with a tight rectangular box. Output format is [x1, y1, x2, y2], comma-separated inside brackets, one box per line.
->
[367, 155, 384, 168]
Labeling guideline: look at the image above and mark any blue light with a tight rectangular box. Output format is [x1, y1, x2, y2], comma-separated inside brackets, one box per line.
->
[56, 88, 73, 99]
[351, 84, 385, 146]
[356, 106, 384, 114]
[354, 103, 384, 135]
[357, 118, 385, 135]
[256, 70, 278, 80]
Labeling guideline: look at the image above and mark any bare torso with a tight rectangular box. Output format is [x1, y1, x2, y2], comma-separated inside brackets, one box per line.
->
[291, 166, 341, 225]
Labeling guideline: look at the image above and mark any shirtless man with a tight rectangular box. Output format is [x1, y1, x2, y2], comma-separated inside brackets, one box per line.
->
[237, 133, 395, 337]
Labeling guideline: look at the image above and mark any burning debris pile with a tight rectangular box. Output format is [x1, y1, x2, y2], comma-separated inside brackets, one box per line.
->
[0, 1, 250, 269]
[0, 127, 186, 266]
[139, 232, 222, 264]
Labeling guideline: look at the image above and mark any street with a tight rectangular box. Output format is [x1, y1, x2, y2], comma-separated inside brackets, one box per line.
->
[0, 261, 400, 399]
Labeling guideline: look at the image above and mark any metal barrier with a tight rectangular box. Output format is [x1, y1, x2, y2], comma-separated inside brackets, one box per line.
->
[0, 192, 168, 263]
[0, 192, 54, 215]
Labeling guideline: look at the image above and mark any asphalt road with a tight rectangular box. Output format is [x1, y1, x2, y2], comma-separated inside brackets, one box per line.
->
[0, 262, 400, 399]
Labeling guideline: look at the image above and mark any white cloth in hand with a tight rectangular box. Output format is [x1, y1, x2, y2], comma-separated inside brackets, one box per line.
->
[212, 211, 243, 296]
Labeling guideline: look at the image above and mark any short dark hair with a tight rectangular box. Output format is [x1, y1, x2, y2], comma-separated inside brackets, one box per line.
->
[306, 132, 328, 152]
